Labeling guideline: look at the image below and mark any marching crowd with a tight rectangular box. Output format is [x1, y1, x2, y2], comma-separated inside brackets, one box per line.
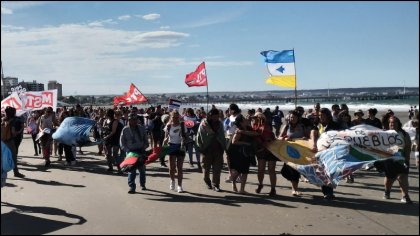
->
[1, 102, 419, 204]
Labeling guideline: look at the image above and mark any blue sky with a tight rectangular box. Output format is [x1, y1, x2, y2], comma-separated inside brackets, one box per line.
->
[1, 1, 419, 96]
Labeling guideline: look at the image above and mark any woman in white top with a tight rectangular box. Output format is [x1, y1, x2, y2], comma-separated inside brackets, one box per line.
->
[163, 110, 187, 193]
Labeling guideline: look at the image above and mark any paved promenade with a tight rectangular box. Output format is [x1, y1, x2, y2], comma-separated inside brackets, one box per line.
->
[1, 134, 419, 235]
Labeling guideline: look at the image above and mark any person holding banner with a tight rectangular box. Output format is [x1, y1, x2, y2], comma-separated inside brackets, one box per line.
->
[317, 108, 341, 200]
[381, 116, 413, 204]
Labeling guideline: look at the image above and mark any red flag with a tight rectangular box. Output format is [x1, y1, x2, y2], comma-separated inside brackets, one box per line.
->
[185, 62, 207, 87]
[125, 83, 148, 104]
[113, 95, 127, 106]
[113, 83, 148, 106]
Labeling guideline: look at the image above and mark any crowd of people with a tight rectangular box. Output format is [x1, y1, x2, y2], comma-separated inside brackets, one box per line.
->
[1, 102, 418, 204]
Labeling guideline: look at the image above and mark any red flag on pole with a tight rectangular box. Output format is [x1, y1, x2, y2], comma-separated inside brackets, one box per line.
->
[113, 83, 148, 106]
[185, 62, 207, 87]
[126, 83, 148, 104]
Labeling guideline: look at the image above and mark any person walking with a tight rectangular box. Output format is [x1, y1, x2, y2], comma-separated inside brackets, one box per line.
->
[103, 109, 124, 173]
[38, 107, 57, 168]
[195, 108, 226, 192]
[228, 114, 258, 194]
[163, 110, 187, 193]
[379, 116, 413, 204]
[120, 113, 149, 194]
[1, 106, 25, 177]
[252, 112, 278, 196]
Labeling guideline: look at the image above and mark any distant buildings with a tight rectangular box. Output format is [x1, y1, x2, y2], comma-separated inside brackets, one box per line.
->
[48, 80, 63, 98]
[1, 76, 19, 100]
[1, 76, 64, 100]
[19, 80, 44, 92]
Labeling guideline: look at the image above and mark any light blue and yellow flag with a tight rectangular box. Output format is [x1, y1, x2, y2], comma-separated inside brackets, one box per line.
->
[260, 50, 295, 88]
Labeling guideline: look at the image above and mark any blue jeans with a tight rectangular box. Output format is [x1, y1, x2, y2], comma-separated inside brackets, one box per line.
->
[187, 142, 200, 165]
[128, 163, 146, 190]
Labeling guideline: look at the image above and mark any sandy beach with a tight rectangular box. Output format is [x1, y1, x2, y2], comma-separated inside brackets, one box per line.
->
[1, 129, 419, 234]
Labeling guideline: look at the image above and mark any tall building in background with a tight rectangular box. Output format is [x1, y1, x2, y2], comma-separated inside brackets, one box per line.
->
[48, 80, 63, 98]
[20, 80, 44, 92]
[1, 76, 19, 99]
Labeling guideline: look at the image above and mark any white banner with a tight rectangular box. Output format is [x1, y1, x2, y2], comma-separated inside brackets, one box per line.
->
[21, 89, 57, 112]
[1, 89, 57, 116]
[317, 124, 401, 155]
[1, 92, 24, 113]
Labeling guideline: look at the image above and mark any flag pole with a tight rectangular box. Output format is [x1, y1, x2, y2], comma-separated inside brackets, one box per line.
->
[292, 48, 297, 108]
[204, 61, 209, 113]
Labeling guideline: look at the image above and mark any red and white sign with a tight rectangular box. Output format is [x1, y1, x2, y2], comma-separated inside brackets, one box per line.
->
[1, 92, 24, 113]
[185, 62, 207, 87]
[1, 89, 57, 116]
[22, 90, 56, 110]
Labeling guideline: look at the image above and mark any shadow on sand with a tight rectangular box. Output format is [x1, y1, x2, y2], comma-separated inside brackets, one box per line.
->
[1, 202, 87, 235]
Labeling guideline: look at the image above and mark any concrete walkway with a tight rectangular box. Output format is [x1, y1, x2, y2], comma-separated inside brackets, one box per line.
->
[1, 134, 419, 235]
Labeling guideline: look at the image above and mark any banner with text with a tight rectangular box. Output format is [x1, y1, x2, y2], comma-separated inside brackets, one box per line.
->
[1, 89, 57, 116]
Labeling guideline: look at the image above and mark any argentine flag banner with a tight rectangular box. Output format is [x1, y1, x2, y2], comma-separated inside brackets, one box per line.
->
[260, 50, 296, 88]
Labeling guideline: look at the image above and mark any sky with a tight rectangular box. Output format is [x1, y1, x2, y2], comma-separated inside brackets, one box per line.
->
[1, 1, 419, 96]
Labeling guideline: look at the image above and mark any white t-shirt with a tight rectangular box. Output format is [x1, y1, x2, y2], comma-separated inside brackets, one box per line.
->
[165, 123, 184, 144]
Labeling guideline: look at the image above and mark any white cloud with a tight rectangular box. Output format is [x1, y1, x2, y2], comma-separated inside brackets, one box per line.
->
[1, 7, 13, 14]
[87, 19, 117, 27]
[118, 15, 131, 21]
[1, 24, 192, 94]
[142, 13, 160, 21]
[160, 26, 170, 30]
[128, 31, 189, 48]
[1, 23, 252, 95]
[1, 25, 25, 31]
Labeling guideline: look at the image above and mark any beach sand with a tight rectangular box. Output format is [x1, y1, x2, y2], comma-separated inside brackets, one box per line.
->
[1, 119, 419, 235]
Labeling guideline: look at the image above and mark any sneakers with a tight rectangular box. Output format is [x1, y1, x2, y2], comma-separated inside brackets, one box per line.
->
[170, 180, 175, 191]
[204, 179, 212, 189]
[401, 196, 413, 204]
[70, 161, 77, 166]
[160, 163, 168, 167]
[383, 191, 391, 199]
[128, 189, 135, 194]
[213, 185, 221, 192]
[141, 186, 147, 191]
[177, 186, 184, 193]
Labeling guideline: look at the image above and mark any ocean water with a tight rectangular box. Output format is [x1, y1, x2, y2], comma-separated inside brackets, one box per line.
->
[100, 97, 419, 113]
[179, 97, 419, 113]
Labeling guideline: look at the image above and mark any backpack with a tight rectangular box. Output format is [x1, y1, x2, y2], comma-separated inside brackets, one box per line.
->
[2, 141, 15, 173]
